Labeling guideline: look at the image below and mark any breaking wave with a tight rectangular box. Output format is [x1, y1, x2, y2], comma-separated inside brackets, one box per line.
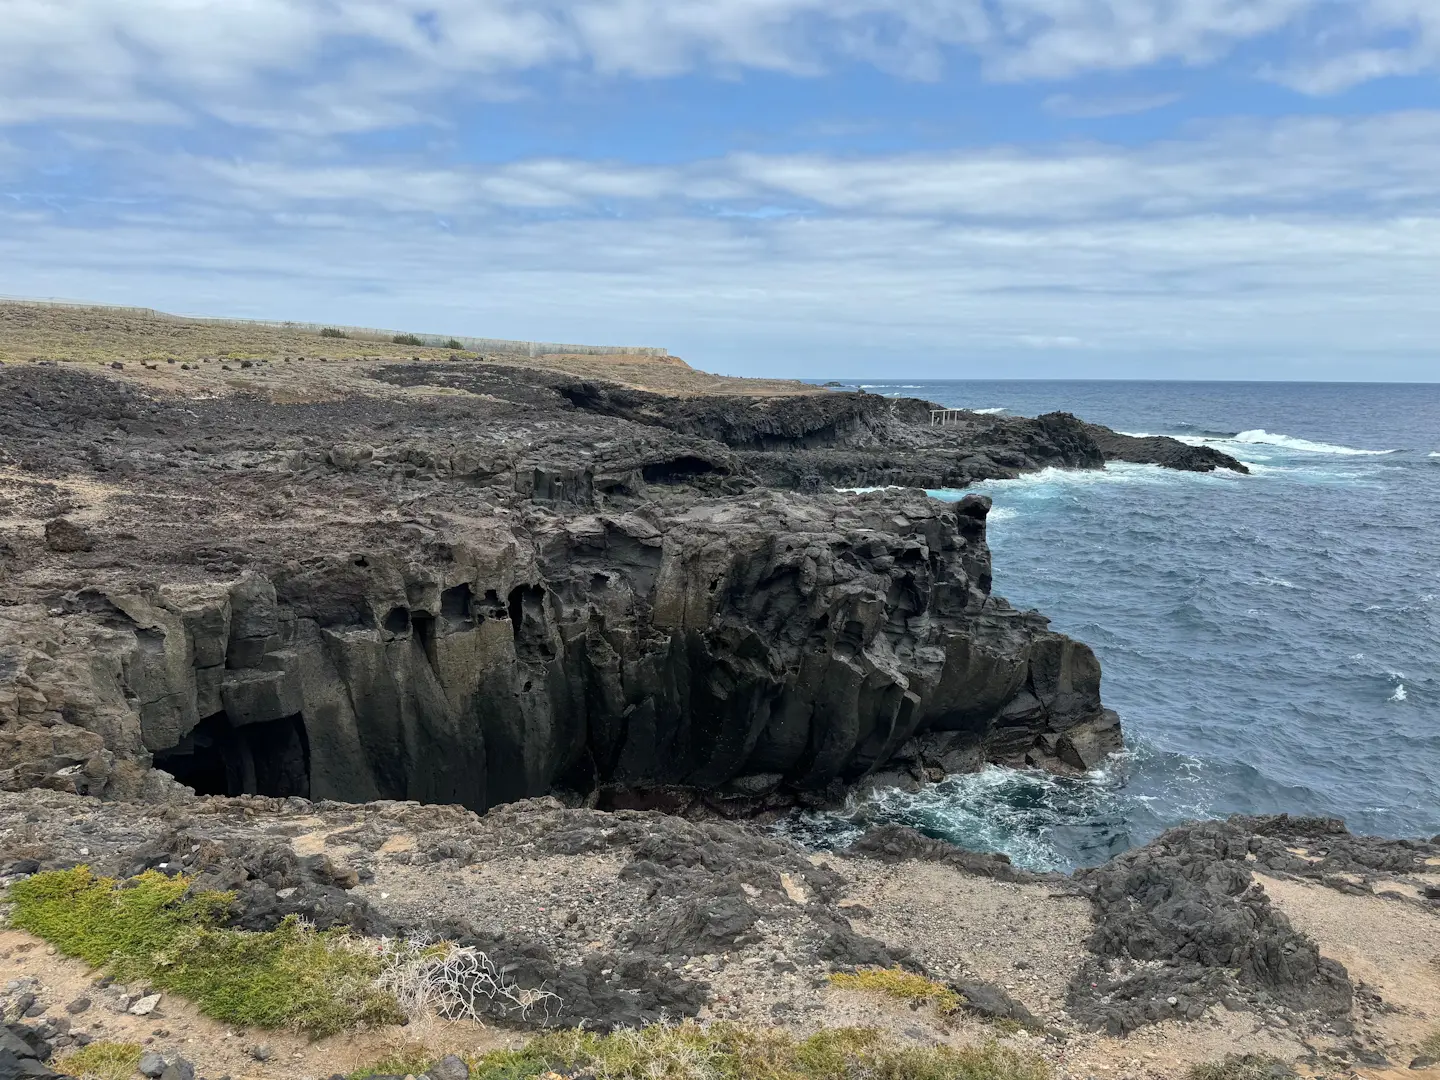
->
[1169, 429, 1396, 456]
[1229, 430, 1396, 455]
[777, 763, 1138, 871]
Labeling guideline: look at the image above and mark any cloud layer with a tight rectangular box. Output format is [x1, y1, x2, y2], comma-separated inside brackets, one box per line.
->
[3, 1, 1438, 377]
[5, 109, 1438, 378]
[2, 0, 1438, 130]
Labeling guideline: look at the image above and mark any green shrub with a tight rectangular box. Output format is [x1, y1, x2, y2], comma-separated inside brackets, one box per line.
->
[393, 333, 424, 346]
[9, 867, 401, 1036]
[1422, 1029, 1440, 1057]
[320, 327, 347, 338]
[54, 1041, 143, 1080]
[444, 338, 463, 350]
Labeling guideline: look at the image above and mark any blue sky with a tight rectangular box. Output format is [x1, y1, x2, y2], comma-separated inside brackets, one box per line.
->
[2, 1, 1439, 380]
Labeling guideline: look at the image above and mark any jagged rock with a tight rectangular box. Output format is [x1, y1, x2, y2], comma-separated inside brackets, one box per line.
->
[0, 1021, 60, 1079]
[42, 519, 92, 553]
[952, 980, 1042, 1030]
[845, 824, 1049, 884]
[1068, 818, 1355, 1034]
[1082, 424, 1251, 474]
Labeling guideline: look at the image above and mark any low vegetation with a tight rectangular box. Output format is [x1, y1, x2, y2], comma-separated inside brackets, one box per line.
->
[320, 327, 348, 338]
[1186, 1054, 1297, 1080]
[393, 333, 424, 346]
[53, 1041, 143, 1080]
[828, 967, 962, 1014]
[352, 1024, 1051, 1080]
[1422, 1028, 1440, 1057]
[14, 871, 1052, 1080]
[8, 867, 402, 1036]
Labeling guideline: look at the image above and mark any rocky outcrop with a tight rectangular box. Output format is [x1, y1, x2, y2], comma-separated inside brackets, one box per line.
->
[1068, 818, 1356, 1034]
[0, 489, 1119, 810]
[373, 364, 1248, 490]
[0, 357, 1261, 812]
[1082, 424, 1251, 474]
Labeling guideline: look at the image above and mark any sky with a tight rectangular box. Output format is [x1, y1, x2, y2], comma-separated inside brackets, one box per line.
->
[2, 2, 1440, 380]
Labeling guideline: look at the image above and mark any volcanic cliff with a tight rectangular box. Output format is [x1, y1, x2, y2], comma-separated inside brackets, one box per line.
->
[0, 338, 1240, 812]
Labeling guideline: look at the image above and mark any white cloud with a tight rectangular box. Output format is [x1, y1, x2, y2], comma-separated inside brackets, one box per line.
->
[154, 112, 1440, 221]
[1269, 0, 1440, 92]
[3, 110, 1440, 378]
[1, 0, 1438, 133]
[4, 202, 1437, 378]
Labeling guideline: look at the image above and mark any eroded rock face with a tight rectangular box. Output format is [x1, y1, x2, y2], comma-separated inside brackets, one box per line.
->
[0, 490, 1119, 809]
[1067, 818, 1367, 1035]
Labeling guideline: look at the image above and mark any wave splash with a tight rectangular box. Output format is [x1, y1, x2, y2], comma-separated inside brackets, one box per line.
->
[776, 763, 1140, 872]
[1167, 429, 1396, 456]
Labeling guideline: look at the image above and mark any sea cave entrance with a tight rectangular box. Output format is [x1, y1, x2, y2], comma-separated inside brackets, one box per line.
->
[154, 711, 311, 799]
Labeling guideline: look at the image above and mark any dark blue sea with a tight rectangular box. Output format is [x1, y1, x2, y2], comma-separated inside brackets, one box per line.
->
[788, 381, 1440, 870]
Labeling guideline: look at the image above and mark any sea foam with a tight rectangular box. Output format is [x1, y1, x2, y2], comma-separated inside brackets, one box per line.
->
[1228, 430, 1394, 455]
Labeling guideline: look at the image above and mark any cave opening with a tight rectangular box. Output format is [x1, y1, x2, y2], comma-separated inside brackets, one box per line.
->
[154, 711, 311, 799]
[641, 455, 723, 484]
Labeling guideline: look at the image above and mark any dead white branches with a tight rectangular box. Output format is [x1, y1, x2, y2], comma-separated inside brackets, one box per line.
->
[377, 939, 562, 1025]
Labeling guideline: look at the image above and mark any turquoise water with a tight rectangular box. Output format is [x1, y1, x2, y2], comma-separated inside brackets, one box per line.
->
[786, 381, 1440, 870]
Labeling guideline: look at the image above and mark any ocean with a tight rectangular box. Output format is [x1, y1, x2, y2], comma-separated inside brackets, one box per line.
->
[787, 380, 1440, 870]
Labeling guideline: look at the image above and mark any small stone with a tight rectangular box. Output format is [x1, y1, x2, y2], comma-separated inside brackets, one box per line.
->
[1410, 1056, 1438, 1070]
[160, 1059, 196, 1080]
[248, 1044, 273, 1062]
[129, 993, 162, 1016]
[65, 997, 91, 1015]
[429, 1053, 470, 1080]
[139, 1051, 168, 1077]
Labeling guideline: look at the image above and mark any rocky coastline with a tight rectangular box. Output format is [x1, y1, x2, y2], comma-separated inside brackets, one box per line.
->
[0, 311, 1436, 1080]
[0, 352, 1242, 811]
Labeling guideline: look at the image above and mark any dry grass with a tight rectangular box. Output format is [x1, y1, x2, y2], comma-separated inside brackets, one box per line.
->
[0, 301, 460, 365]
[0, 300, 820, 396]
[53, 1041, 143, 1080]
[828, 967, 962, 1014]
[348, 1023, 1052, 1080]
